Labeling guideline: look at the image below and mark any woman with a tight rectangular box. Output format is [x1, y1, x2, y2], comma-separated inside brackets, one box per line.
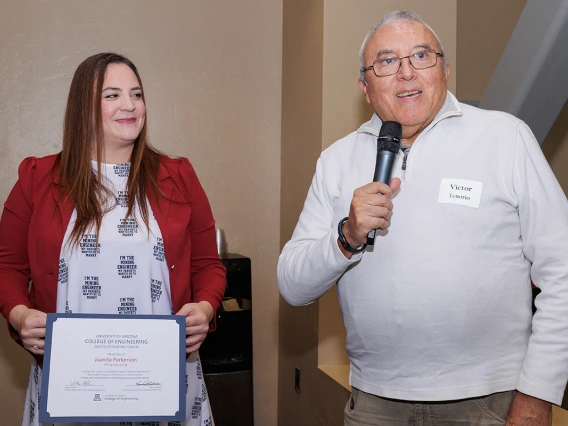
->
[0, 53, 226, 426]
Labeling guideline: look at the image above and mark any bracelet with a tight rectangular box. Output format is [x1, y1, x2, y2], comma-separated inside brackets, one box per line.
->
[337, 217, 367, 253]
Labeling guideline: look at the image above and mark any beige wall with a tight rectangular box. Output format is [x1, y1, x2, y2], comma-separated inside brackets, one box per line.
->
[456, 0, 527, 101]
[0, 1, 282, 425]
[278, 2, 457, 425]
[543, 103, 568, 200]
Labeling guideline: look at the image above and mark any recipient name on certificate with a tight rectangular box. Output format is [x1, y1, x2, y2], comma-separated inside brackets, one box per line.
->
[39, 313, 185, 423]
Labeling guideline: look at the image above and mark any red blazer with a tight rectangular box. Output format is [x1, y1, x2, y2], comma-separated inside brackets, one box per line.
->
[0, 154, 226, 357]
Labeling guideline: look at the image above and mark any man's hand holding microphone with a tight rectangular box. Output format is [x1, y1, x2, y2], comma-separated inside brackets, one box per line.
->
[338, 121, 402, 258]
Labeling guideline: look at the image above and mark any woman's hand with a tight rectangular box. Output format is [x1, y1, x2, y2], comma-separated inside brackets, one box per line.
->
[8, 305, 47, 355]
[175, 301, 214, 354]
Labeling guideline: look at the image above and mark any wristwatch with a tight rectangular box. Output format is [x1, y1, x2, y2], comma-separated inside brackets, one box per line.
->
[337, 217, 367, 253]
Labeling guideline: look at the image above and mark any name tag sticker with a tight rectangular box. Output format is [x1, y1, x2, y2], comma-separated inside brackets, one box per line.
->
[438, 178, 483, 208]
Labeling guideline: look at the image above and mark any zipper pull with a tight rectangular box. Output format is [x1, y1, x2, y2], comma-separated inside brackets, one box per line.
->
[399, 151, 407, 182]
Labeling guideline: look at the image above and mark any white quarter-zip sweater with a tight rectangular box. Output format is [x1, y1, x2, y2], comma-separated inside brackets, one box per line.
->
[278, 92, 568, 405]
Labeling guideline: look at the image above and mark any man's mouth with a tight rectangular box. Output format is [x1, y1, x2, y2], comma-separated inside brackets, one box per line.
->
[396, 90, 422, 99]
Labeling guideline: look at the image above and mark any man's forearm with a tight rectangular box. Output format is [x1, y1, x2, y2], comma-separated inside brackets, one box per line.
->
[278, 229, 360, 305]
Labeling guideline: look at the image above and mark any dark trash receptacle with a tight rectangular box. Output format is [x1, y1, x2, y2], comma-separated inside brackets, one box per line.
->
[200, 254, 253, 426]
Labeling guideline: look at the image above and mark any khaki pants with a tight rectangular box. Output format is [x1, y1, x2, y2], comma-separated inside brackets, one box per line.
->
[344, 388, 516, 426]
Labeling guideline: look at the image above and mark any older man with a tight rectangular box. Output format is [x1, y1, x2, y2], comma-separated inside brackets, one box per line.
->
[278, 9, 568, 426]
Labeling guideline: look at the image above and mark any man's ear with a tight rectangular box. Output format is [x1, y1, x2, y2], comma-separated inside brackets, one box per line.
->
[358, 78, 371, 104]
[444, 61, 451, 80]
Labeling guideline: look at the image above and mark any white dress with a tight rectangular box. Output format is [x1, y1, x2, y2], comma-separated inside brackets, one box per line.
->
[21, 162, 214, 426]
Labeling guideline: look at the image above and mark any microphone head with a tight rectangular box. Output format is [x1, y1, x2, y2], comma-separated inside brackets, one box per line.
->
[378, 121, 402, 138]
[377, 121, 402, 153]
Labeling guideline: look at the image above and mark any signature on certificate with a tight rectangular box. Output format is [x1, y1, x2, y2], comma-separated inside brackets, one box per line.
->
[67, 380, 101, 387]
[135, 380, 162, 386]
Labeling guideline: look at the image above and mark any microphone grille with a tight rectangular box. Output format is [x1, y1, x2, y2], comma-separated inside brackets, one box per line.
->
[377, 138, 401, 153]
[377, 121, 402, 153]
[378, 121, 402, 139]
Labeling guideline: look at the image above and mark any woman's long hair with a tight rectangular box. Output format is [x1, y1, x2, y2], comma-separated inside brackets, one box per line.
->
[57, 53, 162, 247]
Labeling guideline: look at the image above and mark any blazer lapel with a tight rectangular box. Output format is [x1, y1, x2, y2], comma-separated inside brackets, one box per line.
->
[51, 172, 73, 232]
[151, 162, 174, 270]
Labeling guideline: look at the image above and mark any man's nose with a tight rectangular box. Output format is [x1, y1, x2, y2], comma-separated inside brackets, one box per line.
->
[397, 57, 416, 80]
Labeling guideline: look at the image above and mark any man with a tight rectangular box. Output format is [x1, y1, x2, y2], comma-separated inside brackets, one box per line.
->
[278, 10, 568, 426]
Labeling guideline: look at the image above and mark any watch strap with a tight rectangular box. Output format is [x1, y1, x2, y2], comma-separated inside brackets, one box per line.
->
[338, 217, 367, 254]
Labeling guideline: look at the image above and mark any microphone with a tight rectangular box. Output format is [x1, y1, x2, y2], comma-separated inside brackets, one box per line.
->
[366, 121, 402, 246]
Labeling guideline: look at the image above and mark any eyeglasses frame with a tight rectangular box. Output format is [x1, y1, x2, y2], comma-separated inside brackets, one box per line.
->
[361, 49, 444, 77]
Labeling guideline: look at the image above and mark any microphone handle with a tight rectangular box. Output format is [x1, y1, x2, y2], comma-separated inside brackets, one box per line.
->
[366, 150, 397, 246]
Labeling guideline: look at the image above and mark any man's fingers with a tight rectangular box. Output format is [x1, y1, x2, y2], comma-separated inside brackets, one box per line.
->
[374, 211, 392, 228]
[344, 180, 399, 246]
[390, 177, 401, 193]
[359, 181, 395, 197]
[354, 197, 393, 213]
[360, 216, 391, 232]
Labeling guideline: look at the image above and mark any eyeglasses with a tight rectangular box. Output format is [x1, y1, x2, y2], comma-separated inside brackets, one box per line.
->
[362, 49, 443, 77]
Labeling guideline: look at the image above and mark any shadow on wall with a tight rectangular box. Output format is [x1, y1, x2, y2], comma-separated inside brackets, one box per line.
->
[541, 100, 568, 161]
[278, 299, 318, 360]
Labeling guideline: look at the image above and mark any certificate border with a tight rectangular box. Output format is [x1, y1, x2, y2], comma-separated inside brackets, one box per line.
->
[39, 313, 186, 423]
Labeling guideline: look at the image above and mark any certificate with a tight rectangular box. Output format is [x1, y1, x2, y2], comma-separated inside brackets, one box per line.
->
[39, 313, 186, 423]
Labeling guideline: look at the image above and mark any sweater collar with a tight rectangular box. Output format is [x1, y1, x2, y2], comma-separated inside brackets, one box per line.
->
[357, 91, 463, 137]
